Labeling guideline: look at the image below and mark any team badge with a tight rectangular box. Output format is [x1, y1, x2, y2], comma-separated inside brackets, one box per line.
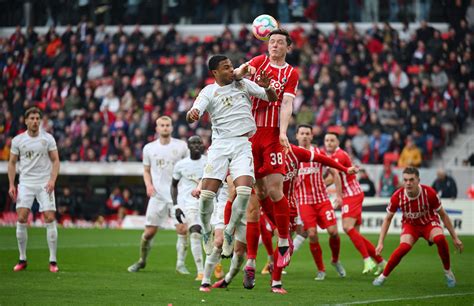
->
[204, 164, 214, 174]
[41, 140, 47, 147]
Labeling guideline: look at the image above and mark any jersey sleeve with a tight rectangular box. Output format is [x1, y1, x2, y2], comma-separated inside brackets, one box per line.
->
[334, 150, 351, 168]
[192, 88, 211, 116]
[312, 152, 349, 173]
[291, 145, 312, 162]
[10, 136, 19, 155]
[47, 134, 58, 151]
[172, 161, 182, 181]
[248, 54, 266, 69]
[242, 78, 268, 101]
[427, 186, 442, 211]
[283, 69, 299, 98]
[387, 190, 401, 213]
[142, 145, 150, 166]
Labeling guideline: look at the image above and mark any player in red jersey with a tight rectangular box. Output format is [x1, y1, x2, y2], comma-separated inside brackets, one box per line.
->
[270, 132, 358, 293]
[291, 125, 349, 282]
[324, 132, 386, 274]
[373, 167, 463, 287]
[234, 29, 299, 288]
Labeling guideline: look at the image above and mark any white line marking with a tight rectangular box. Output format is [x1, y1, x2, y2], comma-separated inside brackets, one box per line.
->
[344, 292, 474, 305]
[0, 242, 175, 251]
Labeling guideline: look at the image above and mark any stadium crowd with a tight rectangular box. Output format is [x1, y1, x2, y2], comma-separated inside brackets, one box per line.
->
[1, 18, 472, 168]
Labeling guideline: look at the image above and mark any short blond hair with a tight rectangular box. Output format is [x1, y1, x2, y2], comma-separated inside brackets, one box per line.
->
[156, 116, 172, 124]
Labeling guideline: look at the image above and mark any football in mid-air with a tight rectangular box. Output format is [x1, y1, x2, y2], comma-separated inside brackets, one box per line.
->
[252, 14, 279, 41]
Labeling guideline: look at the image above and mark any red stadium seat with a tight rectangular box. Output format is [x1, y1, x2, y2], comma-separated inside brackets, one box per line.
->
[383, 152, 400, 166]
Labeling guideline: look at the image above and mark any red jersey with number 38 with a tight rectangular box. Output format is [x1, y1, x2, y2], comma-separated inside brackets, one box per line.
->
[388, 185, 442, 226]
[248, 55, 299, 128]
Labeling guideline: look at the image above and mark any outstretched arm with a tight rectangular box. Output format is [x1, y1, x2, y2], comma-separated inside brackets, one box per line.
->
[376, 212, 395, 255]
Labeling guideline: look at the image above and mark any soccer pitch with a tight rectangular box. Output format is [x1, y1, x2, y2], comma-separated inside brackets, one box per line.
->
[0, 228, 472, 305]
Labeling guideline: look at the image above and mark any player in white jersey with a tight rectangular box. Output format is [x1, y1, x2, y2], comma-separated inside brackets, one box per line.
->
[171, 136, 207, 280]
[8, 107, 60, 272]
[128, 116, 189, 273]
[186, 55, 277, 257]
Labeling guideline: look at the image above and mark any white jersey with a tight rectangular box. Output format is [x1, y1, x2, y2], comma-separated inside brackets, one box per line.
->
[10, 131, 57, 186]
[142, 138, 188, 203]
[192, 78, 269, 140]
[173, 155, 207, 209]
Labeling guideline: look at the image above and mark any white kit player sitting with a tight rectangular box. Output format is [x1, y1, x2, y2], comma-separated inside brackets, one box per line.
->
[171, 136, 207, 281]
[186, 54, 277, 257]
[8, 107, 61, 273]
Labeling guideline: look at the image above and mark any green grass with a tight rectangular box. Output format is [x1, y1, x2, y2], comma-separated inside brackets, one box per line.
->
[0, 227, 472, 305]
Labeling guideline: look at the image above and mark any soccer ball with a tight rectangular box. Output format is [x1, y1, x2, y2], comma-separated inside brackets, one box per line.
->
[252, 14, 279, 41]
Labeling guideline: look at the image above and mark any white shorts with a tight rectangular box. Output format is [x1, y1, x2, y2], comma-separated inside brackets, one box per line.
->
[183, 207, 201, 228]
[145, 198, 172, 228]
[16, 184, 56, 212]
[210, 198, 246, 243]
[203, 137, 254, 182]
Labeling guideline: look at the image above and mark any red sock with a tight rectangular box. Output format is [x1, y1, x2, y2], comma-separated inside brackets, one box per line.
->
[224, 200, 232, 225]
[362, 235, 384, 263]
[272, 244, 282, 281]
[433, 235, 450, 270]
[329, 235, 340, 263]
[347, 228, 370, 258]
[383, 242, 412, 277]
[309, 242, 325, 272]
[273, 196, 290, 239]
[246, 221, 260, 259]
[259, 217, 274, 256]
[259, 197, 275, 225]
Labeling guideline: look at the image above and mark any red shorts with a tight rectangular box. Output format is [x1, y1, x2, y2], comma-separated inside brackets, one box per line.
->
[401, 221, 442, 241]
[341, 193, 364, 225]
[250, 127, 286, 180]
[299, 200, 337, 230]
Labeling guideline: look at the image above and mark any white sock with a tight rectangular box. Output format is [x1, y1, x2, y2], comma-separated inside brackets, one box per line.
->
[272, 280, 282, 287]
[278, 237, 289, 247]
[176, 234, 188, 267]
[364, 257, 372, 262]
[246, 258, 256, 268]
[225, 252, 245, 283]
[46, 221, 58, 262]
[16, 222, 28, 261]
[293, 234, 306, 252]
[202, 247, 221, 285]
[139, 233, 152, 263]
[199, 190, 215, 233]
[225, 186, 251, 234]
[190, 232, 204, 273]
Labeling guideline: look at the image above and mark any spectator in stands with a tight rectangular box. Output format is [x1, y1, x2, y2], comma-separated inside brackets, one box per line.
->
[358, 169, 376, 197]
[105, 187, 125, 220]
[369, 128, 391, 164]
[56, 187, 76, 225]
[379, 163, 399, 197]
[463, 153, 474, 166]
[398, 136, 422, 168]
[432, 169, 458, 199]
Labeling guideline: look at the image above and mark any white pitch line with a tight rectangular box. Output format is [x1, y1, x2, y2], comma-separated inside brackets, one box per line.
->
[343, 292, 474, 305]
[0, 242, 173, 251]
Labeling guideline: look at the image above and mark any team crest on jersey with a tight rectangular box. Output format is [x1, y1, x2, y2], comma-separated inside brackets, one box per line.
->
[41, 140, 47, 147]
[204, 164, 214, 174]
[221, 96, 232, 107]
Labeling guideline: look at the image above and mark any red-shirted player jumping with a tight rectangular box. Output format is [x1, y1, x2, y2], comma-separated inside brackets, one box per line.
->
[373, 167, 463, 287]
[270, 137, 358, 294]
[324, 132, 386, 274]
[234, 29, 299, 289]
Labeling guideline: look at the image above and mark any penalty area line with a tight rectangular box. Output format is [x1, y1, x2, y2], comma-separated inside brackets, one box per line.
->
[343, 292, 474, 305]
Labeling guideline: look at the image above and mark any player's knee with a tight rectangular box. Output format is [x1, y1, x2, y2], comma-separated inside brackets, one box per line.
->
[308, 230, 318, 242]
[328, 229, 339, 238]
[236, 186, 252, 196]
[200, 190, 216, 200]
[432, 234, 446, 245]
[343, 224, 354, 233]
[17, 215, 28, 223]
[214, 236, 223, 248]
[234, 242, 246, 256]
[189, 224, 202, 234]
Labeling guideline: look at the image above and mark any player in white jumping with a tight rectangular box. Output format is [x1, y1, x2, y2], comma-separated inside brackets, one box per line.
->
[8, 107, 60, 273]
[171, 136, 207, 281]
[128, 116, 189, 273]
[186, 54, 277, 258]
